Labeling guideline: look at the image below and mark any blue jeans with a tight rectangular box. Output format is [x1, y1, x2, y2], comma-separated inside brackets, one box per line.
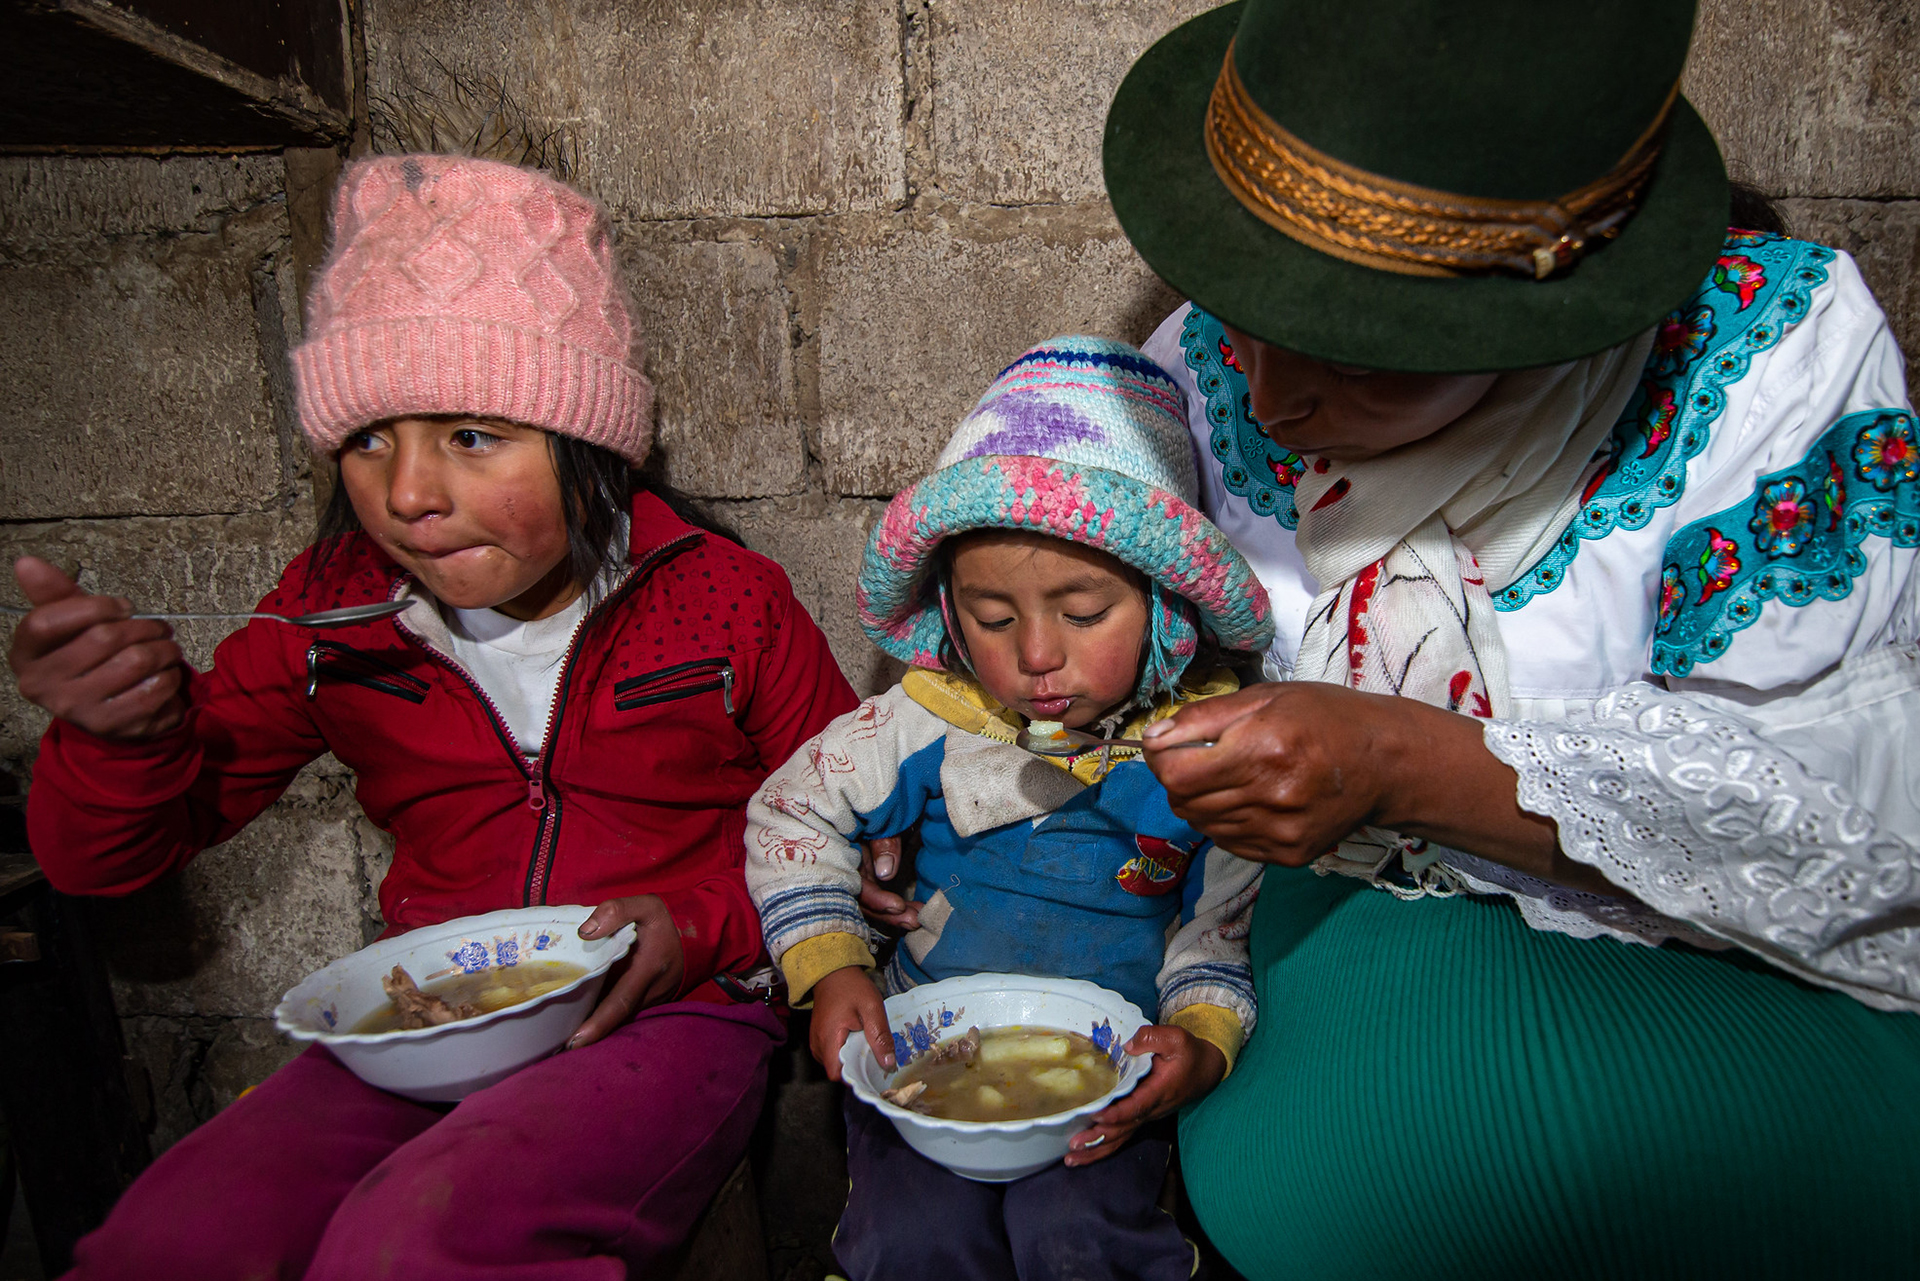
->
[836, 1095, 1199, 1281]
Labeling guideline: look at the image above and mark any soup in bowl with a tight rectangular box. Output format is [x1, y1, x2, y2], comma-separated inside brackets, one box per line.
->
[838, 973, 1152, 1182]
[274, 906, 637, 1101]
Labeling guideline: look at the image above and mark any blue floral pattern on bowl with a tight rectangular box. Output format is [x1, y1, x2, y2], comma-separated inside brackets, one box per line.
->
[892, 1006, 964, 1067]
[448, 940, 491, 973]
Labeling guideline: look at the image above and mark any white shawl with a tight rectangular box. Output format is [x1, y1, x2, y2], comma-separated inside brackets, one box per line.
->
[1291, 330, 1655, 883]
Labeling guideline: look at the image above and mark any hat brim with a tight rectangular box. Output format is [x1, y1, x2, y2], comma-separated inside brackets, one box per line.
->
[857, 454, 1276, 664]
[1103, 2, 1732, 373]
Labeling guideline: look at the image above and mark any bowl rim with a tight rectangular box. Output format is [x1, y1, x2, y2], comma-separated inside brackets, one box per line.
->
[273, 906, 638, 1046]
[839, 973, 1154, 1135]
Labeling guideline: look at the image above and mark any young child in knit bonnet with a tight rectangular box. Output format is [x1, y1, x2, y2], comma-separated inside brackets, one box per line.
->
[744, 337, 1275, 1279]
[9, 154, 857, 1277]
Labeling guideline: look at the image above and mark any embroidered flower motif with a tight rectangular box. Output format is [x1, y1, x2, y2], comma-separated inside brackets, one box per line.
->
[1308, 477, 1351, 511]
[1656, 564, 1684, 634]
[1217, 335, 1243, 373]
[1446, 670, 1493, 718]
[1653, 402, 1907, 678]
[1748, 478, 1815, 557]
[1823, 451, 1847, 531]
[1711, 254, 1767, 310]
[1852, 413, 1919, 492]
[1695, 528, 1741, 604]
[1638, 385, 1679, 459]
[1650, 305, 1715, 378]
[1269, 451, 1304, 488]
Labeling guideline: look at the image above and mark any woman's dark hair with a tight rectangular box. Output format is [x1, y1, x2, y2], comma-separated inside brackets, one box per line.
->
[1729, 179, 1789, 236]
[309, 429, 739, 593]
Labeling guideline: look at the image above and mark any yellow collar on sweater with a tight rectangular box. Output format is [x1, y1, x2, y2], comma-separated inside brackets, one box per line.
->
[899, 667, 1240, 785]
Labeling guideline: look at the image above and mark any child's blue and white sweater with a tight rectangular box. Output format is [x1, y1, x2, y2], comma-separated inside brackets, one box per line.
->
[743, 668, 1261, 1065]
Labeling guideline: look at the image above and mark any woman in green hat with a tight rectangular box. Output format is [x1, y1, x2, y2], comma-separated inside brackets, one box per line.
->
[1092, 0, 1920, 1274]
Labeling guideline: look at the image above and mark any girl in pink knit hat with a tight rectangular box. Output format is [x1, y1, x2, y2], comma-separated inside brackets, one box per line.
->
[8, 154, 858, 1279]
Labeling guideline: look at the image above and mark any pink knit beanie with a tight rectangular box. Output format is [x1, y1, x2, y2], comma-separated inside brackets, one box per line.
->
[291, 155, 653, 464]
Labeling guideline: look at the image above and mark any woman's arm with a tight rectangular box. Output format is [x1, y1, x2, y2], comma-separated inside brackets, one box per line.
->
[1142, 682, 1618, 896]
[1147, 657, 1920, 1010]
[1483, 659, 1920, 1011]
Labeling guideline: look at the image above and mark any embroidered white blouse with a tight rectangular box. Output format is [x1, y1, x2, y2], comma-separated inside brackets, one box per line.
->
[1142, 232, 1920, 1013]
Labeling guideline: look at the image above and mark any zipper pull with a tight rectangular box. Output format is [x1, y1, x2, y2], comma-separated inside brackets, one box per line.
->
[527, 777, 548, 813]
[305, 643, 322, 699]
[720, 664, 736, 716]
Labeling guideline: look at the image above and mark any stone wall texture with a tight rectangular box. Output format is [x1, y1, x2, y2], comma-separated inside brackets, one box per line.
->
[1, 2, 1914, 1276]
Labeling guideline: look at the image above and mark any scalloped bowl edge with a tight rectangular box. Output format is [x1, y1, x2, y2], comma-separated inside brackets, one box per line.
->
[272, 906, 637, 1101]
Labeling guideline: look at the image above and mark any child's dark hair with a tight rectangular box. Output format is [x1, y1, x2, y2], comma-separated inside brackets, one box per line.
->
[309, 431, 740, 592]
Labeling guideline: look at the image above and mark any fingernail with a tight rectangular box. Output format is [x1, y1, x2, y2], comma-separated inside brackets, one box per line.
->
[565, 1036, 581, 1051]
[875, 856, 896, 879]
[1142, 721, 1170, 739]
[1081, 1134, 1106, 1148]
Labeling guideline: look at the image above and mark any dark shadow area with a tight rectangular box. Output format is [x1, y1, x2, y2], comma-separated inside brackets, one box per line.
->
[85, 877, 216, 985]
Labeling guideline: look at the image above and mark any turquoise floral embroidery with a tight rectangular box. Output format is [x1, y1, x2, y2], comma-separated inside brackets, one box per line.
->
[1179, 308, 1302, 529]
[1498, 234, 1836, 611]
[1749, 478, 1815, 556]
[1710, 253, 1767, 310]
[1853, 413, 1919, 491]
[1652, 409, 1920, 676]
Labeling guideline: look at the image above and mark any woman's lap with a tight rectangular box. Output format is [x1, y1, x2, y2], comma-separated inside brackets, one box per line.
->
[67, 998, 783, 1281]
[1181, 868, 1920, 1281]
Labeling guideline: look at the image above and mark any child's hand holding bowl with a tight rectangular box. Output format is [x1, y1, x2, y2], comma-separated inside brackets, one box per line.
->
[1063, 1023, 1226, 1166]
[567, 894, 688, 1049]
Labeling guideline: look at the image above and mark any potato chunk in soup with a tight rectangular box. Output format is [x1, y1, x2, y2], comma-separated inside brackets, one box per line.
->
[885, 1026, 1118, 1122]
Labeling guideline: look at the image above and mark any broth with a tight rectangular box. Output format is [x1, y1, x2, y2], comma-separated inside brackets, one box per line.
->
[351, 960, 587, 1034]
[883, 1026, 1118, 1122]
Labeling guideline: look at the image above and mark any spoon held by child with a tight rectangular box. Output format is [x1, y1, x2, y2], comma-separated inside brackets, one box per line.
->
[1, 599, 414, 629]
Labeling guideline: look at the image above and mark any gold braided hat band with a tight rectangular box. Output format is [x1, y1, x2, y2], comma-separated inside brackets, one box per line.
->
[1204, 43, 1679, 280]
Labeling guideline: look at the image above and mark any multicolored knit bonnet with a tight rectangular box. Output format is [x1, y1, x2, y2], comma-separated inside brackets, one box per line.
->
[857, 336, 1274, 702]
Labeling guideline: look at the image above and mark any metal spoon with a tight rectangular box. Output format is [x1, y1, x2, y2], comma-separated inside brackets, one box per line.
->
[0, 599, 415, 629]
[1015, 725, 1217, 757]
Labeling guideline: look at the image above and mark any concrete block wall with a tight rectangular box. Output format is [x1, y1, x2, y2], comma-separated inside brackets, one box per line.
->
[0, 1, 1913, 1273]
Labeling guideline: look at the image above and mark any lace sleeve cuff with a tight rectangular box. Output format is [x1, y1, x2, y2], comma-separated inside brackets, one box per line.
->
[1484, 683, 1920, 1013]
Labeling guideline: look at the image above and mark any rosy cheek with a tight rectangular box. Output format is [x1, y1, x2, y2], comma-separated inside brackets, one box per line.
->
[1081, 629, 1146, 700]
[965, 635, 1020, 688]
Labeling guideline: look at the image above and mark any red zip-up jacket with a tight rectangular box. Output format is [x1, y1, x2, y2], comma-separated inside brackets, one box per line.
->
[27, 492, 859, 1003]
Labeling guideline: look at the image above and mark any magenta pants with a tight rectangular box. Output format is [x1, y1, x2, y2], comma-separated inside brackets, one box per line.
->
[65, 999, 783, 1281]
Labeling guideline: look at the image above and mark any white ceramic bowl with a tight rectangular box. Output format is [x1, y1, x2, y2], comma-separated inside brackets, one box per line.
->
[839, 973, 1152, 1183]
[273, 906, 637, 1102]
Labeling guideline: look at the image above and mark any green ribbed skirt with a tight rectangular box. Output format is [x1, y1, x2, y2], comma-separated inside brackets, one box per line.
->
[1180, 867, 1920, 1279]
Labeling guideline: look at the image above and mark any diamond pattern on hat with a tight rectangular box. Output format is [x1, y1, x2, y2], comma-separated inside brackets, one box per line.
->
[402, 227, 487, 304]
[291, 154, 653, 464]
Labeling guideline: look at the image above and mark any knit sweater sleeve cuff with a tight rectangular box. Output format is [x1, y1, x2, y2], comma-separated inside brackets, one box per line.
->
[778, 931, 875, 1008]
[1165, 1003, 1245, 1077]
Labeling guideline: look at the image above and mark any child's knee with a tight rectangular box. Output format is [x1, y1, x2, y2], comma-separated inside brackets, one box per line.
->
[70, 1196, 313, 1281]
[304, 1159, 482, 1279]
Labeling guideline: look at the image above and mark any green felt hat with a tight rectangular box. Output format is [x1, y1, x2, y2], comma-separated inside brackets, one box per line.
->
[1103, 0, 1731, 373]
